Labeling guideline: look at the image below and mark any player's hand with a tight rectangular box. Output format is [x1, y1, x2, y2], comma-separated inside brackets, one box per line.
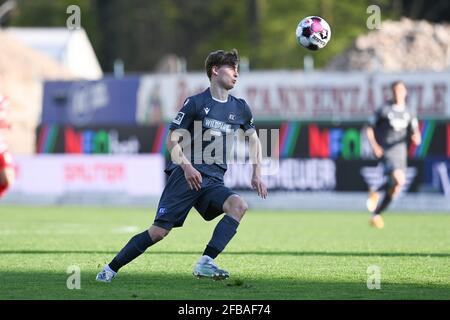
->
[182, 164, 202, 191]
[251, 174, 268, 199]
[373, 145, 384, 158]
[411, 132, 421, 146]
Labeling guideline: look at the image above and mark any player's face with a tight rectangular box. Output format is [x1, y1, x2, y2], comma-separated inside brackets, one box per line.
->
[393, 83, 407, 102]
[215, 64, 238, 90]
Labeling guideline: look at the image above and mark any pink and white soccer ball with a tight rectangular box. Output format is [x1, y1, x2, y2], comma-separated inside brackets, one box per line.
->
[296, 16, 331, 50]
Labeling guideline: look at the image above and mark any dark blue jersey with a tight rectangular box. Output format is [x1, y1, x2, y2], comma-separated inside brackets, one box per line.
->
[167, 88, 255, 179]
[166, 88, 255, 179]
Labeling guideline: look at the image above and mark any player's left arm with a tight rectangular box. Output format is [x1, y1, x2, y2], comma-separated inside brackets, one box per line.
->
[409, 115, 421, 146]
[241, 99, 268, 199]
[248, 131, 268, 199]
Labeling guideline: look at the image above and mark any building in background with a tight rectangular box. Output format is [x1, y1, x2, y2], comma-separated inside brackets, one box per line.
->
[6, 27, 102, 80]
[0, 29, 75, 154]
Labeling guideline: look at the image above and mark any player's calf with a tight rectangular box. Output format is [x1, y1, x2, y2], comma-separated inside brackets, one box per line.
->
[96, 224, 171, 283]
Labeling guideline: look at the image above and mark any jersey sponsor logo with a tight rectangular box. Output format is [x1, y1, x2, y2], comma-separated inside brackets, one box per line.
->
[172, 112, 185, 125]
[228, 113, 236, 121]
[387, 112, 410, 131]
[203, 117, 232, 132]
[204, 107, 210, 115]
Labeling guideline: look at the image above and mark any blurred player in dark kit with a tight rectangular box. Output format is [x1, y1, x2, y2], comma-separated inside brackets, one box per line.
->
[366, 81, 421, 228]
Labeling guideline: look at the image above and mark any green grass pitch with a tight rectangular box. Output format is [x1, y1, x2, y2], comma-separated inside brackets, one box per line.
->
[0, 206, 449, 300]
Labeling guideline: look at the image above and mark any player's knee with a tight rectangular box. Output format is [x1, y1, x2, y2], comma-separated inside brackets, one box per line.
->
[148, 226, 170, 243]
[0, 171, 6, 186]
[223, 195, 248, 221]
[231, 199, 248, 220]
[0, 168, 14, 187]
[390, 179, 404, 197]
[6, 170, 15, 185]
[392, 171, 405, 187]
[393, 177, 405, 189]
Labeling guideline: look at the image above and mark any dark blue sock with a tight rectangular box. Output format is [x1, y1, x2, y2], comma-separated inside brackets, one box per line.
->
[108, 230, 154, 272]
[203, 215, 239, 259]
[376, 181, 388, 192]
[375, 192, 393, 215]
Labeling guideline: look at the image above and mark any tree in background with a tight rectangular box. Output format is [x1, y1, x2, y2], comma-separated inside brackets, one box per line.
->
[3, 0, 449, 72]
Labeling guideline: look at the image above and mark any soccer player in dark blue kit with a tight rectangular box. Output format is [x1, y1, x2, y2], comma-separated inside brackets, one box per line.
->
[96, 49, 268, 282]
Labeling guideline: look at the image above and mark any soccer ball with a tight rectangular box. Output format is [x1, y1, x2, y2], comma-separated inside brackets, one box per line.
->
[296, 16, 331, 50]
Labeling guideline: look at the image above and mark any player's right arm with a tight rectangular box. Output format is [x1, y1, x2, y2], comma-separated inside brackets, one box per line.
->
[166, 130, 202, 191]
[167, 98, 202, 191]
[366, 127, 383, 158]
[366, 109, 384, 158]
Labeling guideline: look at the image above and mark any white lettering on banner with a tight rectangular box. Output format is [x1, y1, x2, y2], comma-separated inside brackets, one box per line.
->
[70, 82, 110, 126]
[224, 159, 336, 191]
[9, 155, 165, 196]
[137, 72, 450, 121]
[109, 131, 140, 154]
[245, 86, 362, 118]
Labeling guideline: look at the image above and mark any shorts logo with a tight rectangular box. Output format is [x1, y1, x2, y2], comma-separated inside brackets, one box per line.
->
[158, 207, 166, 214]
[172, 112, 185, 125]
[228, 113, 236, 121]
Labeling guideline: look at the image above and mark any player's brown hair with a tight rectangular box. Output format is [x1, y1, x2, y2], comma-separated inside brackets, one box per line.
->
[205, 49, 239, 80]
[391, 80, 405, 90]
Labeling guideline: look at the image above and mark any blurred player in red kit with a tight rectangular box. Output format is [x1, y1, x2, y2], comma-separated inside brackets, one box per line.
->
[0, 93, 15, 198]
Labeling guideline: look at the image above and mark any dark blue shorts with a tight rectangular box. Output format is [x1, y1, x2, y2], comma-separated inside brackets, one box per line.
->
[153, 166, 237, 230]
